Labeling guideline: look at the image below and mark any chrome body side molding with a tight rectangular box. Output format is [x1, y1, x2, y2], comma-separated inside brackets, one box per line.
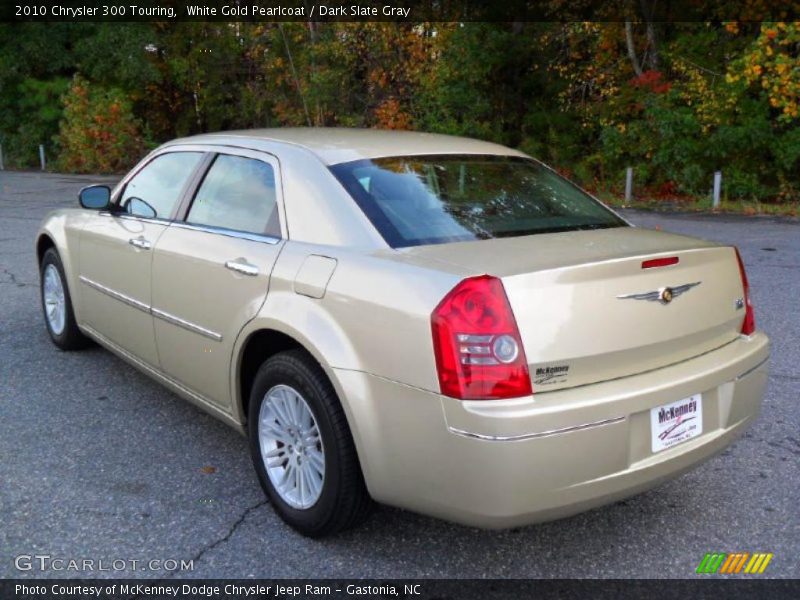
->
[448, 416, 626, 442]
[79, 275, 150, 313]
[79, 324, 241, 431]
[151, 307, 223, 342]
[79, 275, 223, 342]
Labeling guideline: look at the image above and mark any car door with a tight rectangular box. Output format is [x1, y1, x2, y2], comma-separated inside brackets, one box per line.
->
[78, 150, 206, 366]
[150, 149, 285, 410]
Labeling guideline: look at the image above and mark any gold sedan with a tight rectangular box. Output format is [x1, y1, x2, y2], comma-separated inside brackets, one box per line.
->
[36, 129, 769, 536]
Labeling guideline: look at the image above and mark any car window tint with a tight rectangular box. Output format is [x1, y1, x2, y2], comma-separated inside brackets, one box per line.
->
[187, 155, 279, 237]
[121, 152, 203, 219]
[331, 155, 626, 248]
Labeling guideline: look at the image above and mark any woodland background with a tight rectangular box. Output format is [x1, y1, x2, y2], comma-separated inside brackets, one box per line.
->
[1, 21, 799, 208]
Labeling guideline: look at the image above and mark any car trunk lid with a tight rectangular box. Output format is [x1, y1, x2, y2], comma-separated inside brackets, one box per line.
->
[401, 227, 745, 392]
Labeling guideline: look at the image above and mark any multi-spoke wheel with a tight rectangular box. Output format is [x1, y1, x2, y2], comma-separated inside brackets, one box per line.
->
[248, 350, 372, 537]
[43, 263, 66, 335]
[258, 384, 325, 509]
[39, 247, 90, 350]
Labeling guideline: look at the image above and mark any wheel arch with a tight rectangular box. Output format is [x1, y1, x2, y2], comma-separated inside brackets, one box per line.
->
[36, 233, 57, 265]
[232, 322, 355, 428]
[236, 328, 307, 423]
[233, 321, 380, 502]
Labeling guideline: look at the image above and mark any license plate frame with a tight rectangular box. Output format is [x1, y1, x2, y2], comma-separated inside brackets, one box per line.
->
[650, 394, 703, 453]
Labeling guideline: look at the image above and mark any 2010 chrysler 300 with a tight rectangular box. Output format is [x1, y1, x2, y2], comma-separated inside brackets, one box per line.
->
[36, 129, 769, 536]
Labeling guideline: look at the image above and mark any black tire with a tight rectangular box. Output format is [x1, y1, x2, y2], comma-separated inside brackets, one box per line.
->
[40, 247, 91, 351]
[248, 349, 372, 537]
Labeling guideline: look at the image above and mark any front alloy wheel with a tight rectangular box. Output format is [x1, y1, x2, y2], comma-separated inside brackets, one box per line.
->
[43, 263, 66, 336]
[39, 247, 90, 350]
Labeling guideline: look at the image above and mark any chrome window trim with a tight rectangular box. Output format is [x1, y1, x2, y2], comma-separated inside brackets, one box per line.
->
[99, 211, 171, 226]
[170, 221, 281, 245]
[448, 416, 626, 442]
[109, 143, 288, 240]
[78, 275, 223, 342]
[151, 308, 223, 342]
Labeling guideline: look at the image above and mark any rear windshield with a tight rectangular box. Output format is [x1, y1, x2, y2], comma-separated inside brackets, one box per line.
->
[330, 155, 626, 248]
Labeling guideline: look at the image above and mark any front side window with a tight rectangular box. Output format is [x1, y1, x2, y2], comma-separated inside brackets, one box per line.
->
[121, 152, 204, 218]
[186, 154, 280, 237]
[331, 155, 626, 248]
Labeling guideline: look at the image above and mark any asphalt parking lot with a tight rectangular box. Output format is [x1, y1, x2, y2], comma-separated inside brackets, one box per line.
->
[1, 171, 798, 579]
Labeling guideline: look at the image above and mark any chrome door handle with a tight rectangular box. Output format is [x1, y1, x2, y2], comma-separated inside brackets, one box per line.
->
[225, 259, 259, 276]
[129, 236, 151, 250]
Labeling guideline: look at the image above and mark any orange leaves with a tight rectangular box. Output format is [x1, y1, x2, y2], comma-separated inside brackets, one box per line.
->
[234, 22, 445, 129]
[735, 22, 800, 121]
[373, 98, 412, 130]
[630, 70, 672, 94]
[57, 75, 146, 174]
[354, 22, 440, 128]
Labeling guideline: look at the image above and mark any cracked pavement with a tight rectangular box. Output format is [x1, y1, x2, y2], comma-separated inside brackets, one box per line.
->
[1, 171, 798, 579]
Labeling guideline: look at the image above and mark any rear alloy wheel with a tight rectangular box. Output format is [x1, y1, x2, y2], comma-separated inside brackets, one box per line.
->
[40, 248, 91, 350]
[248, 350, 372, 537]
[259, 384, 326, 509]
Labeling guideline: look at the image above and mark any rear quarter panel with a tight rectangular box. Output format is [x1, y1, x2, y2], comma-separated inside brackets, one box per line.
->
[238, 241, 460, 398]
[235, 241, 464, 491]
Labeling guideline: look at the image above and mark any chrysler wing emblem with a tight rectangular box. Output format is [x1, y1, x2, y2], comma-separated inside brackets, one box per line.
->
[617, 282, 701, 305]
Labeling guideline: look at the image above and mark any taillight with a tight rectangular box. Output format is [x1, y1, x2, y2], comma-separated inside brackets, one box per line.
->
[431, 275, 532, 400]
[734, 248, 756, 336]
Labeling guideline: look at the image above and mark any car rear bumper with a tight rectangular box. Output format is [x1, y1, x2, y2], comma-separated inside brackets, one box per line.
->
[333, 331, 769, 528]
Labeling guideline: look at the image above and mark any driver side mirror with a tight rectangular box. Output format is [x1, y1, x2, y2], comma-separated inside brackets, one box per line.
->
[78, 185, 111, 210]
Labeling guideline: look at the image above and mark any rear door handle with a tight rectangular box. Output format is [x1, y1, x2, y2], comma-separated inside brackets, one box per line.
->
[225, 259, 259, 276]
[129, 236, 151, 250]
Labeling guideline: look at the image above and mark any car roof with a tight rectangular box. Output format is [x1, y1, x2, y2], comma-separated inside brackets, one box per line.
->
[168, 128, 527, 166]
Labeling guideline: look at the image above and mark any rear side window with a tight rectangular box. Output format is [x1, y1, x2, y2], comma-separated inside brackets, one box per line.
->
[187, 154, 280, 237]
[121, 152, 203, 219]
[331, 155, 626, 248]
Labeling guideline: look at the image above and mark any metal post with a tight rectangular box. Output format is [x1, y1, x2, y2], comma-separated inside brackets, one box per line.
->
[39, 144, 46, 171]
[0, 143, 4, 170]
[712, 171, 722, 208]
[624, 167, 633, 204]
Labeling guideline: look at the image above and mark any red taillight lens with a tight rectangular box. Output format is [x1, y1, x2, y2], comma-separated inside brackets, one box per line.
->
[734, 248, 756, 336]
[431, 275, 532, 400]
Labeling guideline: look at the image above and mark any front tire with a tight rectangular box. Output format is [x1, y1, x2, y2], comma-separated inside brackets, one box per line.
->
[248, 350, 372, 537]
[40, 248, 90, 351]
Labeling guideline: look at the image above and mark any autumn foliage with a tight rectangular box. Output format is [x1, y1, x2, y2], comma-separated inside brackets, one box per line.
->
[0, 21, 798, 202]
[56, 76, 145, 174]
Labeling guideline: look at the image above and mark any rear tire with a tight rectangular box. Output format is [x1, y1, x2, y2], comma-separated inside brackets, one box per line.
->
[40, 248, 91, 351]
[248, 350, 372, 537]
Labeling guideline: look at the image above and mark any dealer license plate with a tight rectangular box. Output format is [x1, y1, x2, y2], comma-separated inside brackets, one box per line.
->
[650, 394, 703, 453]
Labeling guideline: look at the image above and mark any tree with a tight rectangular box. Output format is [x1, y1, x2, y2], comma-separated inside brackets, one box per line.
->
[57, 75, 145, 173]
